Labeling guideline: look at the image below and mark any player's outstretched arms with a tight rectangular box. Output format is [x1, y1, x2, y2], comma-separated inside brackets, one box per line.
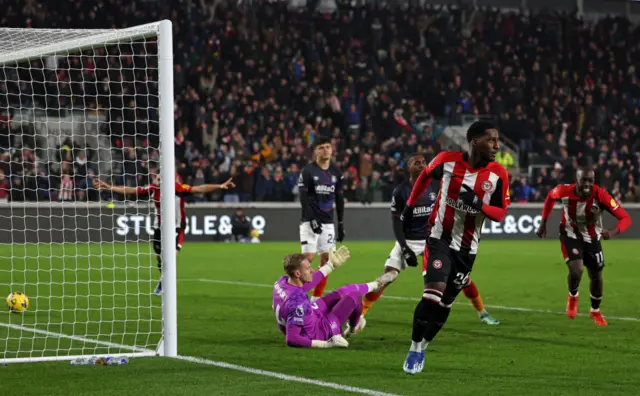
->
[92, 179, 140, 196]
[189, 178, 235, 194]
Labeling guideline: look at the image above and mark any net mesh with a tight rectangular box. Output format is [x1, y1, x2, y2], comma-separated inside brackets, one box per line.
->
[0, 24, 164, 361]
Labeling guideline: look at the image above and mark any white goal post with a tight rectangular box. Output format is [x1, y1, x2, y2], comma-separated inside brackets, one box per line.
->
[0, 20, 177, 363]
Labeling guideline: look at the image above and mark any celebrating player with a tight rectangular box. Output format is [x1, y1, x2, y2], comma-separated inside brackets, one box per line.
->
[400, 121, 509, 374]
[357, 153, 500, 333]
[272, 246, 394, 348]
[297, 137, 345, 301]
[535, 167, 631, 326]
[93, 174, 235, 295]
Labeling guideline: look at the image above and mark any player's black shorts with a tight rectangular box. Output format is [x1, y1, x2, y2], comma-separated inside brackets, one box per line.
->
[153, 227, 185, 255]
[423, 237, 476, 305]
[560, 236, 604, 270]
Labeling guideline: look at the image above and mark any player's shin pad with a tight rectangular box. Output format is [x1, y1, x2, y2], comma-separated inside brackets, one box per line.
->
[412, 298, 433, 343]
[423, 302, 451, 342]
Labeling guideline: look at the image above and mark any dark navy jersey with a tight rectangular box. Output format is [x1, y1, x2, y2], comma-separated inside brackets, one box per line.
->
[298, 162, 344, 224]
[391, 179, 439, 240]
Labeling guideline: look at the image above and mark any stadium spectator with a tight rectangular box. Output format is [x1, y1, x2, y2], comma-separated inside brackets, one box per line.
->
[0, 1, 639, 203]
[231, 208, 251, 242]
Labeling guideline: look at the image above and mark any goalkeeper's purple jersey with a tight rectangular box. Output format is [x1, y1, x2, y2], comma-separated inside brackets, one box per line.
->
[272, 275, 331, 345]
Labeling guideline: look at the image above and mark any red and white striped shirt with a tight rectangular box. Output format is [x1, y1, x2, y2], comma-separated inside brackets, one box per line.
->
[407, 152, 510, 255]
[542, 184, 631, 243]
[136, 181, 193, 229]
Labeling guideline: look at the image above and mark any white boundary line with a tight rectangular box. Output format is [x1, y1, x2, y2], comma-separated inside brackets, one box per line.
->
[0, 321, 154, 352]
[1, 321, 401, 395]
[181, 278, 640, 323]
[175, 355, 400, 396]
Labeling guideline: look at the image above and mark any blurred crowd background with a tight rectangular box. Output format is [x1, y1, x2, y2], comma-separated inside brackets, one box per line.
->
[1, 0, 640, 204]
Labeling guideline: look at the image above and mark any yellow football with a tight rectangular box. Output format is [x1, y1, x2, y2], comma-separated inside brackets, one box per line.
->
[6, 292, 29, 313]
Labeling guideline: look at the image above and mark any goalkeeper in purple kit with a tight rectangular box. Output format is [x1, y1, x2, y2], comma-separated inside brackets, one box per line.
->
[272, 246, 394, 348]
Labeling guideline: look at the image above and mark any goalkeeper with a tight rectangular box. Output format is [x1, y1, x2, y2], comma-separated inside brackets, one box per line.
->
[272, 246, 394, 348]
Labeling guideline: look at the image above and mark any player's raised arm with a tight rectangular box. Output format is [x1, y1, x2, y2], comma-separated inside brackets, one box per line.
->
[188, 178, 235, 194]
[301, 246, 351, 292]
[537, 186, 563, 238]
[92, 179, 144, 196]
[597, 187, 632, 239]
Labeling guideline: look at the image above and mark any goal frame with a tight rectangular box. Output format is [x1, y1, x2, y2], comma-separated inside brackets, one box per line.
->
[0, 19, 177, 363]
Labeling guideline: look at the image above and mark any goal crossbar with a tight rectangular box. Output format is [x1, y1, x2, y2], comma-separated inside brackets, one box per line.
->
[0, 22, 162, 65]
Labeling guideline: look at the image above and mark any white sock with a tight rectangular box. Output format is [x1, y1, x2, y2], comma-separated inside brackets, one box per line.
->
[569, 291, 579, 297]
[410, 341, 422, 352]
[366, 281, 378, 293]
[421, 339, 429, 351]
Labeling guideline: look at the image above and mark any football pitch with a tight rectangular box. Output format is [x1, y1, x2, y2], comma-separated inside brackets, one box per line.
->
[2, 240, 640, 395]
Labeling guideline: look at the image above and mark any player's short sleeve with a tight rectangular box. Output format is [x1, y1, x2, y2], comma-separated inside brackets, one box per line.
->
[175, 182, 193, 196]
[489, 169, 509, 208]
[596, 186, 620, 213]
[285, 291, 306, 327]
[136, 185, 152, 196]
[425, 153, 447, 180]
[390, 186, 405, 215]
[549, 184, 571, 200]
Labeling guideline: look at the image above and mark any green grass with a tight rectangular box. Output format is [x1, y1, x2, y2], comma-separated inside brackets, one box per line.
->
[1, 240, 640, 395]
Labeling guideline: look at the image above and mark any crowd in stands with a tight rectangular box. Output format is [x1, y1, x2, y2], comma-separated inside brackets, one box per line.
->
[1, 0, 640, 203]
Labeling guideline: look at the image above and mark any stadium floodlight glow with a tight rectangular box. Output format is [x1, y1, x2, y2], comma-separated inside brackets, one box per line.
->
[0, 20, 176, 363]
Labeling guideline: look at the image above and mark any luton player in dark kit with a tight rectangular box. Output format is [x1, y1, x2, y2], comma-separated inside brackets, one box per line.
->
[353, 153, 499, 338]
[400, 121, 510, 374]
[297, 137, 346, 301]
[536, 167, 632, 326]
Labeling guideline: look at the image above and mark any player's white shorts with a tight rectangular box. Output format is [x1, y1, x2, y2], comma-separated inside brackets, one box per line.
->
[384, 240, 426, 271]
[299, 222, 336, 254]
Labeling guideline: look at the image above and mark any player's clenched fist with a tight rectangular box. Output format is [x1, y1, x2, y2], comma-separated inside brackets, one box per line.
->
[535, 220, 547, 239]
[401, 245, 418, 267]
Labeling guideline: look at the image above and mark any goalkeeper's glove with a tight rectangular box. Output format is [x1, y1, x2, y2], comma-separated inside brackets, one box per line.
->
[319, 245, 351, 277]
[401, 245, 418, 267]
[311, 340, 329, 348]
[459, 184, 483, 212]
[310, 219, 323, 234]
[311, 335, 349, 348]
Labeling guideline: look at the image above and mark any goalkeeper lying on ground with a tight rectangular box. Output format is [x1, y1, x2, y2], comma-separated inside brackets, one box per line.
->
[272, 246, 395, 348]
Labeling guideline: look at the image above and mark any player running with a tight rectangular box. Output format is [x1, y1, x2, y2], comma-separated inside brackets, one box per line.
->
[357, 153, 500, 333]
[272, 246, 394, 348]
[535, 167, 631, 326]
[297, 137, 345, 301]
[93, 174, 235, 295]
[400, 121, 510, 374]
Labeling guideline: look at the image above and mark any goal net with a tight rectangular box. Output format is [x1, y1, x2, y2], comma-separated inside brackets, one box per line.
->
[0, 21, 177, 363]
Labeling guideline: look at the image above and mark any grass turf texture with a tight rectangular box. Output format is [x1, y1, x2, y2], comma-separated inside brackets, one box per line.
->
[1, 240, 640, 395]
